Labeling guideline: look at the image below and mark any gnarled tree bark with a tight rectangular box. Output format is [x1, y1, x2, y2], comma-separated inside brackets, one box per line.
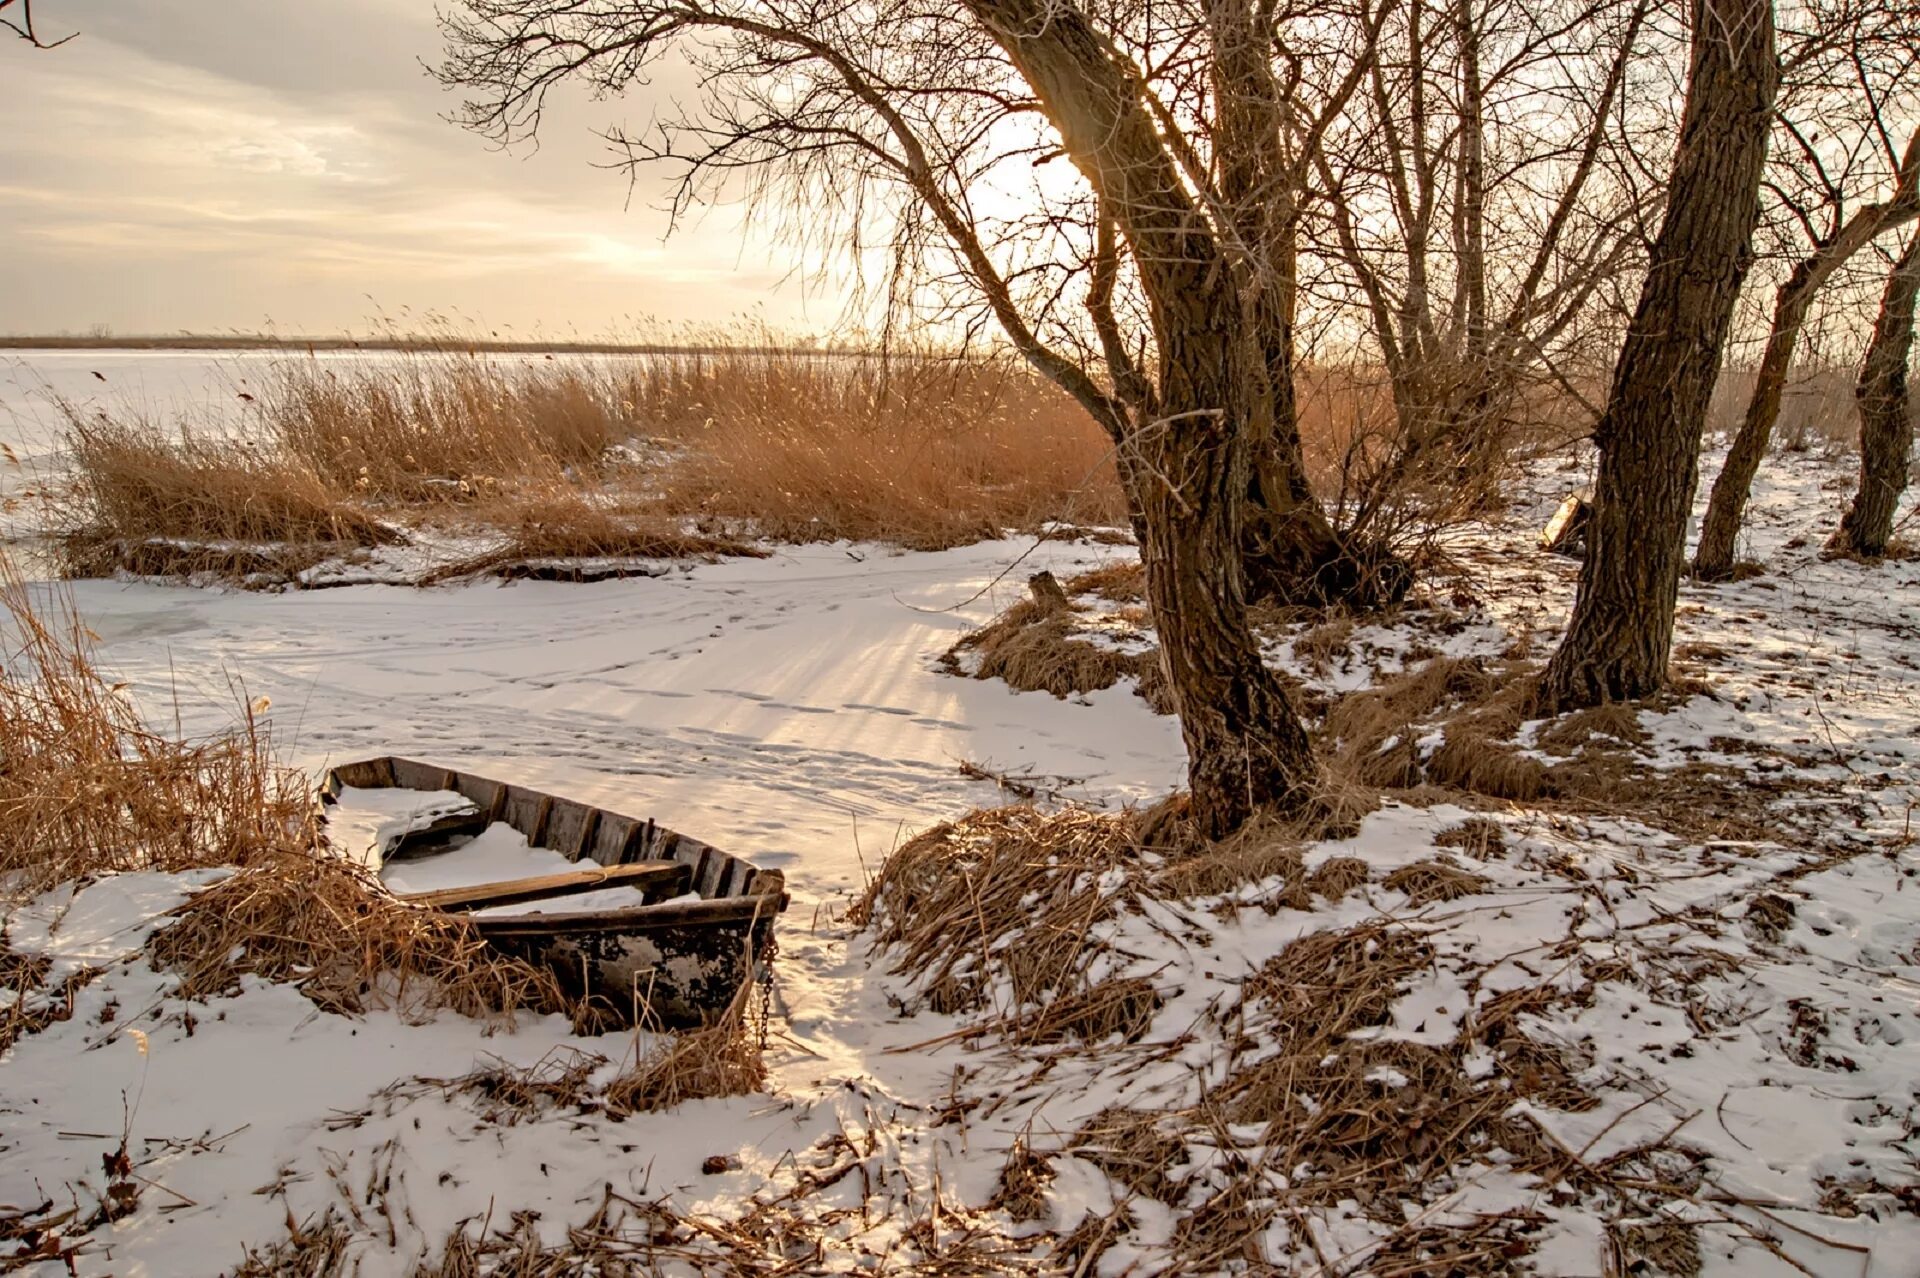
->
[1539, 0, 1777, 709]
[1831, 230, 1920, 558]
[966, 0, 1318, 834]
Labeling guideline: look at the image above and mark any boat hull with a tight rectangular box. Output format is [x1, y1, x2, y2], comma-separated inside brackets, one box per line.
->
[322, 756, 786, 1026]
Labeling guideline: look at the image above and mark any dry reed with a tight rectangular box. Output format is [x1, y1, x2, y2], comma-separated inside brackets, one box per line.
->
[0, 935, 99, 1055]
[427, 486, 766, 582]
[852, 805, 1139, 1027]
[603, 981, 767, 1114]
[148, 848, 566, 1025]
[629, 349, 1128, 547]
[58, 416, 395, 552]
[415, 1047, 607, 1126]
[228, 1209, 354, 1277]
[1069, 1108, 1190, 1203]
[0, 562, 315, 900]
[941, 575, 1168, 711]
[261, 354, 626, 501]
[988, 1139, 1057, 1223]
[1197, 918, 1597, 1260]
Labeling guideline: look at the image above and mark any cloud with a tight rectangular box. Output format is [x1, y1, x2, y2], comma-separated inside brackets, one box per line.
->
[1, 3, 839, 335]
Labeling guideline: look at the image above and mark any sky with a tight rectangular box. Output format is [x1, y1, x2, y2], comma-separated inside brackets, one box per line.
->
[1, 0, 841, 338]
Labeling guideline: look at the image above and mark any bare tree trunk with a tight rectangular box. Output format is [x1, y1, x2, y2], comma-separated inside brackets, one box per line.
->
[1694, 132, 1920, 578]
[1539, 0, 1777, 709]
[1692, 273, 1817, 577]
[968, 0, 1319, 833]
[1832, 231, 1920, 557]
[1209, 0, 1408, 610]
[1143, 334, 1319, 838]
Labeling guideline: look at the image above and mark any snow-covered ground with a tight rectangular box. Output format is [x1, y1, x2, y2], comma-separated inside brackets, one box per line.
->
[3, 353, 1918, 1274]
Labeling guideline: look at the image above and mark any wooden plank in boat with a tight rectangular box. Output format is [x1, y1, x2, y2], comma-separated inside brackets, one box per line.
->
[591, 812, 640, 864]
[326, 756, 395, 793]
[501, 785, 553, 842]
[392, 757, 458, 792]
[453, 772, 508, 822]
[398, 860, 689, 912]
[469, 889, 784, 936]
[545, 797, 599, 860]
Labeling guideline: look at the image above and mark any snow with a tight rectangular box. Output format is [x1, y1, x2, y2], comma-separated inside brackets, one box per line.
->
[324, 785, 478, 869]
[375, 824, 561, 893]
[3, 353, 1920, 1272]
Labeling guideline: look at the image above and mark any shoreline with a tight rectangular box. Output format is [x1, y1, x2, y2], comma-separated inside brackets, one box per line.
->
[0, 335, 840, 356]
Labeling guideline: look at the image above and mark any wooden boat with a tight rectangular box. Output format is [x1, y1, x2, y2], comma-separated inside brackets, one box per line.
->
[321, 756, 787, 1026]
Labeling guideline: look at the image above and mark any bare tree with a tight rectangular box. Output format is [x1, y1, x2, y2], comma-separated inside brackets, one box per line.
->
[441, 0, 1352, 833]
[1829, 229, 1920, 557]
[1692, 124, 1920, 579]
[1304, 0, 1664, 530]
[1538, 0, 1778, 709]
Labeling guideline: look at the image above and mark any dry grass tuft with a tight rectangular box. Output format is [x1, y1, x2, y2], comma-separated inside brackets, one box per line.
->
[1305, 855, 1372, 901]
[1147, 803, 1378, 905]
[1321, 656, 1500, 787]
[1127, 793, 1197, 855]
[1744, 891, 1797, 944]
[988, 1138, 1057, 1223]
[1155, 832, 1305, 900]
[1070, 1108, 1190, 1203]
[1323, 659, 1657, 805]
[603, 984, 766, 1115]
[1063, 561, 1146, 603]
[58, 417, 397, 553]
[1292, 616, 1358, 677]
[1434, 817, 1507, 856]
[853, 805, 1137, 1029]
[944, 583, 1162, 706]
[1382, 858, 1490, 904]
[1608, 1218, 1703, 1278]
[1537, 702, 1648, 755]
[0, 565, 317, 900]
[148, 849, 565, 1025]
[1425, 732, 1551, 801]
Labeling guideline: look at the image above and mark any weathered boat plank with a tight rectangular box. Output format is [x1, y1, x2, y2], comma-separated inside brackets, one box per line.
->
[397, 860, 690, 912]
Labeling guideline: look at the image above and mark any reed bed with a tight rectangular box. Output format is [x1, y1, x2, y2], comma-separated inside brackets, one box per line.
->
[629, 350, 1128, 547]
[48, 342, 1137, 579]
[262, 353, 628, 502]
[45, 338, 1570, 584]
[60, 417, 394, 547]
